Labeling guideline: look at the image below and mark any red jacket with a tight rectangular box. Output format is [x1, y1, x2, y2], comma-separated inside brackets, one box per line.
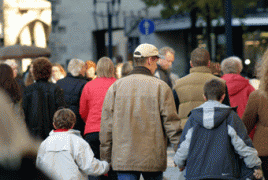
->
[221, 74, 255, 118]
[79, 77, 116, 135]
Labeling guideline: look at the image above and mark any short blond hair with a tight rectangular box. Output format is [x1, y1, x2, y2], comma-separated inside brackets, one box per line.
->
[96, 57, 114, 78]
[68, 58, 85, 77]
[53, 108, 76, 129]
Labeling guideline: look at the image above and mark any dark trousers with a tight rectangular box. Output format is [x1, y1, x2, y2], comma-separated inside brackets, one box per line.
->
[84, 132, 101, 180]
[84, 132, 117, 180]
[84, 132, 100, 159]
[117, 171, 163, 180]
[260, 156, 268, 180]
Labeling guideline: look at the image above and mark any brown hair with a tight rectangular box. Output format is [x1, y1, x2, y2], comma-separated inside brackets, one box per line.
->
[190, 48, 210, 67]
[85, 60, 96, 71]
[0, 64, 21, 103]
[204, 79, 225, 101]
[53, 108, 76, 129]
[32, 57, 52, 81]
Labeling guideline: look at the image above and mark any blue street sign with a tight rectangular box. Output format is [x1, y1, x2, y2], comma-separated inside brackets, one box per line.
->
[139, 19, 155, 35]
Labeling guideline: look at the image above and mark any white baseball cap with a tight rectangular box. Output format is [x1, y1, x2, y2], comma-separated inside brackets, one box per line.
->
[133, 43, 159, 58]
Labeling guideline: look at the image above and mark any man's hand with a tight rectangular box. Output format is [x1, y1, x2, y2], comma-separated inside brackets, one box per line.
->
[253, 169, 264, 180]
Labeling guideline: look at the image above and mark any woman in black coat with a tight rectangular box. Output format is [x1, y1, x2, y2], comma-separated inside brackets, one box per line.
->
[22, 57, 66, 140]
[57, 58, 87, 135]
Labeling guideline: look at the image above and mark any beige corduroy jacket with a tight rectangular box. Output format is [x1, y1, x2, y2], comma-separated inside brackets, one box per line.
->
[100, 66, 181, 172]
[173, 66, 227, 129]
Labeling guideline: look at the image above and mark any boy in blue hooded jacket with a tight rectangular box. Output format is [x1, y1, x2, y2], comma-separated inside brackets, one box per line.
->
[174, 79, 263, 180]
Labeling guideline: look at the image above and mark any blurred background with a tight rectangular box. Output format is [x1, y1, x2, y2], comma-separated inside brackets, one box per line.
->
[0, 0, 267, 78]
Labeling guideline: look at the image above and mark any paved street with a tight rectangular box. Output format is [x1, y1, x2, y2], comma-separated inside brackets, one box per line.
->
[163, 146, 181, 180]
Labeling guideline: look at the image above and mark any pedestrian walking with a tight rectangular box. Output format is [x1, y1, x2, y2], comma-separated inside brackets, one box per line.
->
[36, 108, 109, 180]
[4, 59, 26, 94]
[0, 89, 51, 180]
[80, 57, 116, 180]
[242, 47, 268, 179]
[154, 46, 177, 88]
[121, 61, 133, 78]
[174, 79, 263, 180]
[100, 43, 181, 180]
[24, 63, 35, 86]
[85, 60, 97, 81]
[173, 47, 230, 130]
[0, 64, 24, 119]
[57, 58, 87, 135]
[221, 56, 255, 118]
[22, 57, 66, 140]
[50, 63, 66, 83]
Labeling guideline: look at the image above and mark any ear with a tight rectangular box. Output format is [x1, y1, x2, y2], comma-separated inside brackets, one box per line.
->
[53, 122, 57, 130]
[70, 123, 75, 129]
[190, 61, 193, 67]
[207, 60, 211, 67]
[203, 94, 207, 101]
[147, 57, 152, 66]
[220, 93, 226, 103]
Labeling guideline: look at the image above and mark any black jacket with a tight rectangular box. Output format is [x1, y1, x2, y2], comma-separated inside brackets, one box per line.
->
[57, 73, 87, 135]
[154, 64, 173, 88]
[22, 80, 66, 140]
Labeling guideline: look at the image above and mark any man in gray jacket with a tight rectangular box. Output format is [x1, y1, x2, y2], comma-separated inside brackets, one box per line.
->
[100, 43, 181, 180]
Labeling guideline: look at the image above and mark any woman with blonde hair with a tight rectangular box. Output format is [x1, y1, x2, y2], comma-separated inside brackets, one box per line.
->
[85, 60, 97, 81]
[80, 57, 116, 179]
[242, 47, 268, 179]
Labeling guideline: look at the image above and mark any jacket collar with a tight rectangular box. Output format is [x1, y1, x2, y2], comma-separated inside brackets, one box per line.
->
[190, 66, 211, 74]
[67, 73, 85, 80]
[128, 66, 153, 76]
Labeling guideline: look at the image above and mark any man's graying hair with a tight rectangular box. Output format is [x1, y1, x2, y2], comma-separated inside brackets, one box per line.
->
[159, 47, 175, 56]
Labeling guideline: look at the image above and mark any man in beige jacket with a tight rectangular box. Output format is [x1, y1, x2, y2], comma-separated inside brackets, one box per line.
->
[173, 47, 230, 130]
[100, 43, 181, 180]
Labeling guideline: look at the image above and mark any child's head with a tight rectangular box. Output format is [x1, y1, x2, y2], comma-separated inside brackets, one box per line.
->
[53, 108, 76, 129]
[204, 79, 226, 101]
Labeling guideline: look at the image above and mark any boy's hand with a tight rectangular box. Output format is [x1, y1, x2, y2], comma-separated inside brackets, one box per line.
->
[253, 169, 263, 180]
[179, 166, 185, 172]
[174, 161, 185, 171]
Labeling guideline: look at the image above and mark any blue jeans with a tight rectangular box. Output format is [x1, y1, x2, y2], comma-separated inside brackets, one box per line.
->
[117, 171, 163, 180]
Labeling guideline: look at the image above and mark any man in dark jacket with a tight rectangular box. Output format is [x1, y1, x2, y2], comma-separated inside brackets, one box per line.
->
[22, 57, 66, 140]
[57, 58, 87, 135]
[154, 47, 177, 88]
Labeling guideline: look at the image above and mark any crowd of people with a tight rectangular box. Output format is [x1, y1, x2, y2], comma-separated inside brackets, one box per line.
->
[0, 43, 268, 180]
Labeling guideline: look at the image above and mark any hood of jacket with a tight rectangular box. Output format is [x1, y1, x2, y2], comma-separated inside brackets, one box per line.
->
[190, 100, 232, 129]
[221, 74, 250, 96]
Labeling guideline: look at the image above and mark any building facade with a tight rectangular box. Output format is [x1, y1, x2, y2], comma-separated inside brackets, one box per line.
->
[0, 0, 51, 71]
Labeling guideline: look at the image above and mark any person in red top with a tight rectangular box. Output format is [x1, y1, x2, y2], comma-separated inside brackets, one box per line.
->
[221, 56, 255, 138]
[79, 57, 116, 178]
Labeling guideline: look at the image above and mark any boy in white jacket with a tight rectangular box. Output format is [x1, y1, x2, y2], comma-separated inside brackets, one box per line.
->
[36, 108, 109, 180]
